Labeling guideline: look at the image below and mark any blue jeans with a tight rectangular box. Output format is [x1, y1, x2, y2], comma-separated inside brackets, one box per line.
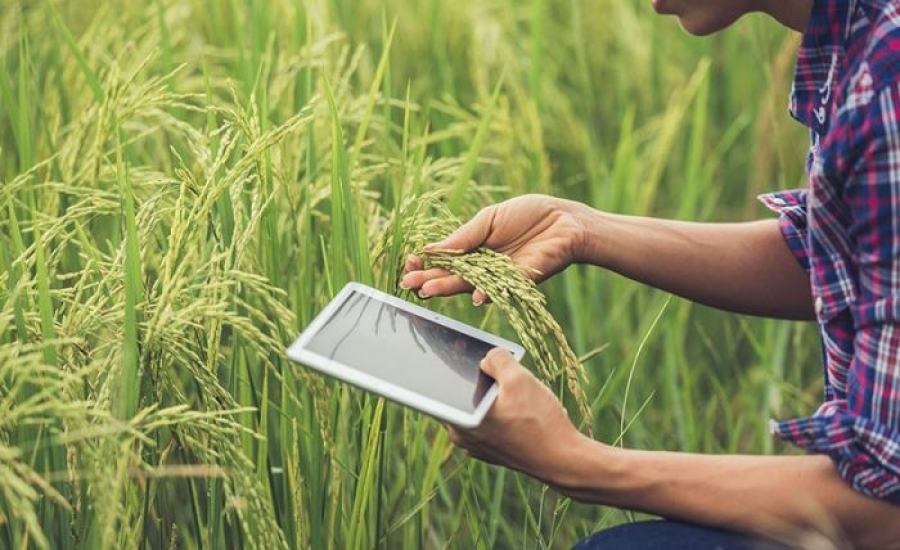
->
[573, 520, 792, 549]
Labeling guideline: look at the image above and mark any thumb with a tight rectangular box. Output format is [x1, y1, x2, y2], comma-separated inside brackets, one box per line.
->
[479, 347, 519, 381]
[425, 206, 495, 253]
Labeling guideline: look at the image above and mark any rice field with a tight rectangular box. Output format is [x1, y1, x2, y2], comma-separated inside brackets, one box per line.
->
[1, 1, 823, 548]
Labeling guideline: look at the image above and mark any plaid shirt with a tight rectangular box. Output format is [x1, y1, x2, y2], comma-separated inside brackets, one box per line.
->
[759, 0, 900, 503]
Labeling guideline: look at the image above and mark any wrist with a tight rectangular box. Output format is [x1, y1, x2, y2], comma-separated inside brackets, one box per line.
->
[566, 201, 610, 267]
[544, 434, 626, 501]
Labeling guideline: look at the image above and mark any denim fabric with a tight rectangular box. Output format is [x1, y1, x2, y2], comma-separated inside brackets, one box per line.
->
[572, 520, 791, 550]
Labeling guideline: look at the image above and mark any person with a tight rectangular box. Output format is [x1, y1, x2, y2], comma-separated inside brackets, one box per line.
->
[401, 0, 900, 548]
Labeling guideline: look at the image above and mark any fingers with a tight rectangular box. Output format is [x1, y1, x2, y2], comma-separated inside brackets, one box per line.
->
[400, 266, 475, 298]
[445, 424, 460, 445]
[403, 255, 424, 273]
[402, 206, 497, 300]
[425, 206, 495, 254]
[479, 347, 520, 380]
[471, 289, 489, 306]
[402, 257, 491, 304]
[444, 424, 495, 463]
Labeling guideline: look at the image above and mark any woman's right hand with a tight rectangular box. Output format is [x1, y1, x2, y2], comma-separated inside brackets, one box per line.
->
[401, 194, 593, 304]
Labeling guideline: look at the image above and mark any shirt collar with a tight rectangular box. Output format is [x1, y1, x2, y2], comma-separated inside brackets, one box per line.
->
[790, 0, 855, 134]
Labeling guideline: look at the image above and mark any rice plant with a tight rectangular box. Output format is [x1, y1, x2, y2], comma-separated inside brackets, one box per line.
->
[1, 0, 822, 547]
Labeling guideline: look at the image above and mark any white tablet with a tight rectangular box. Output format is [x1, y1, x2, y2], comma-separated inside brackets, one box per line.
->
[285, 282, 525, 428]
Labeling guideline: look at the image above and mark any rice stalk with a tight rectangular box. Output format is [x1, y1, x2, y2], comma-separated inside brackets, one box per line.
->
[0, 315, 111, 549]
[385, 193, 592, 433]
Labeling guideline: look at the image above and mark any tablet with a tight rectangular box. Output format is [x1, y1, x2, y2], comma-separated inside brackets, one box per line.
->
[285, 282, 525, 428]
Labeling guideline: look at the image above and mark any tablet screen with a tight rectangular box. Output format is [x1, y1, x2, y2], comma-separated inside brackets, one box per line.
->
[302, 289, 496, 413]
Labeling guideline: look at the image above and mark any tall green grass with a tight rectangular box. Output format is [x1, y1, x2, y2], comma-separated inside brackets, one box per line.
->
[1, 0, 821, 547]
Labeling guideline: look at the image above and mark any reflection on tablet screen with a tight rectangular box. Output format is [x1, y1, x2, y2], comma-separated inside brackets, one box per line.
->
[303, 290, 495, 413]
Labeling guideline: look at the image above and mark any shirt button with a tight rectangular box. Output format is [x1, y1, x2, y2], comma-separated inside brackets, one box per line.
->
[814, 297, 824, 315]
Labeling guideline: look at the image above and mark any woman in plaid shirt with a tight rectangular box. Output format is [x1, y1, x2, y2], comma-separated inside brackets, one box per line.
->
[404, 0, 900, 547]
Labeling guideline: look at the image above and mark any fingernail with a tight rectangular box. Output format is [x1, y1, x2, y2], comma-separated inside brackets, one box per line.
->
[418, 289, 430, 299]
[473, 297, 483, 306]
[399, 280, 409, 290]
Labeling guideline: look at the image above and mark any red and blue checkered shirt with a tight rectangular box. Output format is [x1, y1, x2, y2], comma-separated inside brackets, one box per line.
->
[759, 0, 900, 503]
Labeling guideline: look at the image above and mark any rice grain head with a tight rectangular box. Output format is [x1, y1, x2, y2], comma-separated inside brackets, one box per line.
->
[390, 193, 593, 433]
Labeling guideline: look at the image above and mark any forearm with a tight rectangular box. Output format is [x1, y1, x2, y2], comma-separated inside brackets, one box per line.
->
[550, 438, 900, 549]
[572, 207, 814, 320]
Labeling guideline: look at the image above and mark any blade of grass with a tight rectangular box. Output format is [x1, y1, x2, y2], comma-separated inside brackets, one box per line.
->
[16, 26, 33, 172]
[530, 0, 545, 116]
[33, 225, 57, 370]
[324, 76, 372, 286]
[348, 397, 385, 550]
[324, 76, 350, 288]
[620, 295, 671, 442]
[0, 61, 21, 177]
[117, 124, 143, 421]
[5, 198, 28, 347]
[33, 206, 74, 550]
[447, 75, 505, 212]
[348, 18, 396, 169]
[486, 467, 507, 546]
[46, 0, 104, 103]
[155, 0, 173, 83]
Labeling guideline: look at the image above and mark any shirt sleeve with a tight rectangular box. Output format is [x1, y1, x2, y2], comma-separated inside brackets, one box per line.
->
[758, 189, 811, 273]
[774, 85, 900, 504]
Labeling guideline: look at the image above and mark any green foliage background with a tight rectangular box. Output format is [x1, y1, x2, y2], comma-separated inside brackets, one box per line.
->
[1, 0, 822, 548]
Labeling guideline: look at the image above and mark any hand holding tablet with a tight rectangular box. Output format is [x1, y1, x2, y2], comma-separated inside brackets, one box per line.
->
[285, 282, 525, 427]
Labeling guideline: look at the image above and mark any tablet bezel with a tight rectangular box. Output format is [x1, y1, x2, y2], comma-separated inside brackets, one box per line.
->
[285, 282, 525, 428]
